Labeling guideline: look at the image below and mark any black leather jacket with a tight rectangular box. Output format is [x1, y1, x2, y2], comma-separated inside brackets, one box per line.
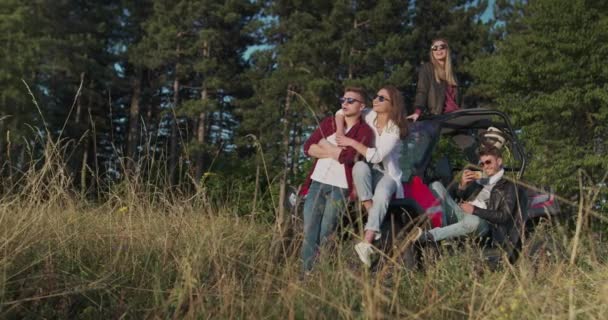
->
[413, 62, 461, 115]
[449, 178, 525, 248]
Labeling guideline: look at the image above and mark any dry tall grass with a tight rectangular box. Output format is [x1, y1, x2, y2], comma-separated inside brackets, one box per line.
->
[0, 147, 606, 319]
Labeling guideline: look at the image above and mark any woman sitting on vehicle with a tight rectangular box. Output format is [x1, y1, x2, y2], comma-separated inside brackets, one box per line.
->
[408, 37, 461, 121]
[335, 85, 409, 267]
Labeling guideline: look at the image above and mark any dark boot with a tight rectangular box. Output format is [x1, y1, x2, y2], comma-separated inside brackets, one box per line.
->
[418, 231, 435, 243]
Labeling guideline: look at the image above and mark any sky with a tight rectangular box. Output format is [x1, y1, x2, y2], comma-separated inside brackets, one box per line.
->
[482, 0, 496, 22]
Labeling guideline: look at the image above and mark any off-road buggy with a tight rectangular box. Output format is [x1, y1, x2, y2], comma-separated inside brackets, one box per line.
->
[291, 108, 563, 269]
[381, 108, 563, 268]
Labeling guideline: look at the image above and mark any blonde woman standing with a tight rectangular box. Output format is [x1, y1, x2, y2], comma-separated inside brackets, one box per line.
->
[408, 38, 460, 121]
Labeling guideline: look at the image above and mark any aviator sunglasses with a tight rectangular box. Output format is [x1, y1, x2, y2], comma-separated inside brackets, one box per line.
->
[478, 159, 493, 167]
[373, 95, 391, 102]
[431, 44, 448, 51]
[339, 97, 362, 105]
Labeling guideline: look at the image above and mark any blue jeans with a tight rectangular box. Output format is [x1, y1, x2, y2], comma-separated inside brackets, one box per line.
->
[428, 181, 489, 241]
[400, 120, 440, 182]
[352, 162, 397, 238]
[301, 181, 348, 271]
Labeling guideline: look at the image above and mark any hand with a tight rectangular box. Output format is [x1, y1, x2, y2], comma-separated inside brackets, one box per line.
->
[336, 135, 355, 147]
[318, 138, 331, 147]
[406, 113, 420, 122]
[459, 202, 475, 214]
[459, 169, 476, 189]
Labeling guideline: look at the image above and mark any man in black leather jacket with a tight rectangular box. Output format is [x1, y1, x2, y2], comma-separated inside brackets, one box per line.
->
[413, 147, 523, 249]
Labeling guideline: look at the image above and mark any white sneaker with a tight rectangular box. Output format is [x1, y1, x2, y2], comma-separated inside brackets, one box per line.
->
[354, 242, 375, 268]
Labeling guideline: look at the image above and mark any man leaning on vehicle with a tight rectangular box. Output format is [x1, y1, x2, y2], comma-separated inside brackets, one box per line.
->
[299, 87, 374, 273]
[412, 146, 523, 251]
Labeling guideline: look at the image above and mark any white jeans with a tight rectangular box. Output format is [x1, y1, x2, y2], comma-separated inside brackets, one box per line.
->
[352, 162, 397, 236]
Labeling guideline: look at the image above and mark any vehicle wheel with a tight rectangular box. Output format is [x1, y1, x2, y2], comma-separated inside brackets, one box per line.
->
[375, 211, 428, 271]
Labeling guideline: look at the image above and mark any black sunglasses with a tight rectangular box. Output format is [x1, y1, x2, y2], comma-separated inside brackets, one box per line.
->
[478, 159, 492, 167]
[431, 44, 448, 51]
[373, 95, 391, 102]
[339, 97, 362, 105]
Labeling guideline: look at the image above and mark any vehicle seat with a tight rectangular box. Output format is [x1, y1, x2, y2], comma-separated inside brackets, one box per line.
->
[432, 156, 452, 187]
[452, 133, 479, 163]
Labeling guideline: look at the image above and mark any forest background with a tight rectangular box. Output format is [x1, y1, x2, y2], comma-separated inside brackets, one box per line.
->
[1, 0, 608, 318]
[2, 0, 607, 214]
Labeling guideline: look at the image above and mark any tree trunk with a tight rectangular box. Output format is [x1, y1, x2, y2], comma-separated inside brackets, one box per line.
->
[80, 141, 88, 196]
[126, 69, 142, 173]
[290, 112, 302, 179]
[79, 79, 92, 195]
[6, 131, 12, 185]
[80, 100, 90, 196]
[195, 40, 210, 181]
[169, 75, 180, 185]
[89, 107, 100, 199]
[195, 87, 207, 181]
[348, 18, 357, 80]
[75, 72, 85, 124]
[252, 152, 260, 220]
[274, 84, 295, 258]
[348, 47, 354, 80]
[0, 117, 5, 173]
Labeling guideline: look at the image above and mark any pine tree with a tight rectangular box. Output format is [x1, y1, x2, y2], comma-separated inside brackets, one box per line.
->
[40, 0, 125, 192]
[468, 0, 608, 198]
[120, 0, 154, 174]
[0, 0, 43, 173]
[333, 0, 415, 90]
[130, 0, 259, 184]
[1, 0, 126, 192]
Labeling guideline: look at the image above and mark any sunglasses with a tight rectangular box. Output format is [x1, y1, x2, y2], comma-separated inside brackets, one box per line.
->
[373, 95, 391, 102]
[478, 159, 493, 167]
[339, 97, 362, 105]
[431, 44, 448, 51]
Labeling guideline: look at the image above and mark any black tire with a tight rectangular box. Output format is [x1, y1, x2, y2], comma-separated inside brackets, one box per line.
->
[373, 207, 425, 270]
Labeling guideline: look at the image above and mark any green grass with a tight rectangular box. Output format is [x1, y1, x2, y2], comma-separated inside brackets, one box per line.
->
[0, 160, 606, 319]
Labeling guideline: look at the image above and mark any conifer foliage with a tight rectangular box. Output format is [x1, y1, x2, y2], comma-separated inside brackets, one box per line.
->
[468, 0, 608, 196]
[1, 0, 601, 205]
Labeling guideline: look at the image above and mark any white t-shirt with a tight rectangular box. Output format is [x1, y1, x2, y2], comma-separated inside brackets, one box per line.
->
[310, 131, 349, 189]
[468, 169, 504, 209]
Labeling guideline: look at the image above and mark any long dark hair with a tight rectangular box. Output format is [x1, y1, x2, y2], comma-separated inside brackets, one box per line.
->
[381, 85, 408, 139]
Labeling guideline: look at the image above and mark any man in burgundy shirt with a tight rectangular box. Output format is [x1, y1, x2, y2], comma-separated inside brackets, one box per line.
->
[300, 87, 374, 272]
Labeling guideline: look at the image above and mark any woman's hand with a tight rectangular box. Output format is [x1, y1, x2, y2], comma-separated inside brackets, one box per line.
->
[336, 135, 356, 147]
[406, 113, 420, 122]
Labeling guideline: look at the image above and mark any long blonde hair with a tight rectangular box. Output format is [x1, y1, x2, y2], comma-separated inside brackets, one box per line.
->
[429, 38, 457, 87]
[381, 85, 409, 139]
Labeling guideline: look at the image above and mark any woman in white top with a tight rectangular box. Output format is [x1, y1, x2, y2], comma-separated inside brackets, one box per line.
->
[336, 85, 409, 267]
